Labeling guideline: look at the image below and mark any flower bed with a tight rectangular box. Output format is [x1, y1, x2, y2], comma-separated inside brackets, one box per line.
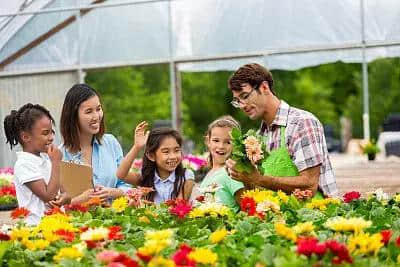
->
[0, 168, 17, 211]
[1, 187, 400, 266]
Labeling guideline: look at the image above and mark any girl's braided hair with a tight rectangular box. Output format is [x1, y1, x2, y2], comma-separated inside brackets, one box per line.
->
[3, 103, 54, 150]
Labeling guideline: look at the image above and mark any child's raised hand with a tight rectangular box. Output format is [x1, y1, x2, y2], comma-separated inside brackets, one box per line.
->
[134, 121, 149, 150]
[47, 144, 62, 163]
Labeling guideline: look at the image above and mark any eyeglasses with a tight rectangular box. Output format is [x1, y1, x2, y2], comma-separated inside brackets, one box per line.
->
[230, 85, 258, 108]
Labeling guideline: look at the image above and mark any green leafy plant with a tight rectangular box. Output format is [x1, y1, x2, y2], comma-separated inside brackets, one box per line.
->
[361, 139, 380, 155]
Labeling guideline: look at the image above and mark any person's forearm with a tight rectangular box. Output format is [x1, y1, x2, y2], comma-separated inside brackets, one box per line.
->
[46, 161, 61, 201]
[116, 145, 141, 180]
[254, 173, 318, 195]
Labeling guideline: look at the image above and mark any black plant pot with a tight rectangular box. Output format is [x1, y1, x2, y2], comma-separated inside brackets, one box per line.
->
[367, 153, 376, 161]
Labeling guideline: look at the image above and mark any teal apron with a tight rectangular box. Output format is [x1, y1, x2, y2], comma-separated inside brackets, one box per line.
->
[260, 126, 324, 199]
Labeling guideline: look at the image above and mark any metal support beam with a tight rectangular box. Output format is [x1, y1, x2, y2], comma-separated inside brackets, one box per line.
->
[360, 0, 370, 141]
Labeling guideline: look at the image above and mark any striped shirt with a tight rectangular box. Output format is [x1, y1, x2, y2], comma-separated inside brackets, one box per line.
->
[259, 100, 339, 197]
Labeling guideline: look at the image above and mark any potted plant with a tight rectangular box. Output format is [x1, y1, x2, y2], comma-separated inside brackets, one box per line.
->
[361, 139, 380, 161]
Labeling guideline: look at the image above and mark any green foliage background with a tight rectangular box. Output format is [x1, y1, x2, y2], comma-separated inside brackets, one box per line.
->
[85, 58, 400, 153]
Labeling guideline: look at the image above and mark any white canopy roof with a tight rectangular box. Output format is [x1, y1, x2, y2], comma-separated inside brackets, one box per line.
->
[0, 0, 399, 74]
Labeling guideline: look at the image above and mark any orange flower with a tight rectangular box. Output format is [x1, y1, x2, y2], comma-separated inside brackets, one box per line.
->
[11, 207, 30, 219]
[84, 197, 102, 207]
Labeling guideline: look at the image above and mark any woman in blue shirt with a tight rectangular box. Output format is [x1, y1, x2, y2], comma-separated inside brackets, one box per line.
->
[59, 84, 133, 204]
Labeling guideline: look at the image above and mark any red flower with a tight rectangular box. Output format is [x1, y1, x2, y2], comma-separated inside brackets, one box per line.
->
[165, 199, 176, 207]
[55, 229, 75, 243]
[45, 206, 65, 216]
[172, 244, 196, 267]
[0, 232, 10, 241]
[108, 226, 124, 240]
[297, 237, 326, 257]
[325, 240, 352, 264]
[396, 236, 400, 247]
[80, 226, 89, 233]
[343, 191, 361, 203]
[0, 185, 16, 197]
[195, 195, 205, 202]
[240, 197, 257, 216]
[113, 253, 139, 267]
[85, 240, 103, 249]
[136, 252, 152, 263]
[169, 201, 192, 219]
[11, 207, 30, 219]
[64, 203, 89, 213]
[380, 230, 392, 245]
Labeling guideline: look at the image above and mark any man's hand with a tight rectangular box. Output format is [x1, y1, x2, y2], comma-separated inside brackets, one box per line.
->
[225, 159, 259, 187]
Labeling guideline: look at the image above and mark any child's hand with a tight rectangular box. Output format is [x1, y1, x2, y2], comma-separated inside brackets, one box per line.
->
[49, 192, 71, 207]
[133, 121, 149, 150]
[47, 144, 62, 163]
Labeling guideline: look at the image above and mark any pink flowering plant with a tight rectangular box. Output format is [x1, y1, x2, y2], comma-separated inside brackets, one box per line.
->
[231, 128, 268, 174]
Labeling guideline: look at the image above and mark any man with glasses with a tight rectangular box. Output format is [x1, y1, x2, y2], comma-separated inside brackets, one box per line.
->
[225, 63, 338, 197]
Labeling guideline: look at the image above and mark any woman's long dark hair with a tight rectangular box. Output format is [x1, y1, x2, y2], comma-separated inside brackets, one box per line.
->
[140, 127, 186, 201]
[3, 103, 54, 150]
[60, 84, 105, 153]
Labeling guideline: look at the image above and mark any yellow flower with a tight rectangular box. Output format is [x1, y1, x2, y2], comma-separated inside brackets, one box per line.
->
[22, 239, 50, 251]
[277, 190, 289, 203]
[189, 203, 230, 218]
[35, 213, 76, 234]
[138, 229, 174, 256]
[112, 196, 128, 213]
[292, 222, 315, 235]
[274, 223, 297, 242]
[348, 233, 383, 255]
[242, 189, 280, 204]
[139, 216, 151, 224]
[80, 227, 110, 241]
[210, 229, 228, 244]
[188, 248, 218, 265]
[394, 194, 400, 203]
[148, 256, 175, 267]
[42, 230, 60, 242]
[146, 229, 174, 241]
[10, 227, 31, 241]
[306, 198, 341, 211]
[325, 217, 372, 234]
[53, 247, 83, 262]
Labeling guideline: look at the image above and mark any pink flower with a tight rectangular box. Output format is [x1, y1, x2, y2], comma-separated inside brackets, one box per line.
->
[244, 136, 263, 164]
[292, 189, 313, 200]
[97, 250, 120, 264]
[172, 244, 196, 267]
[343, 191, 361, 203]
[169, 199, 192, 219]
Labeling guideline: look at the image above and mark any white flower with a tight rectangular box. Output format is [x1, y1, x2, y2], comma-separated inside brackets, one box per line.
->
[374, 188, 389, 201]
[256, 200, 280, 213]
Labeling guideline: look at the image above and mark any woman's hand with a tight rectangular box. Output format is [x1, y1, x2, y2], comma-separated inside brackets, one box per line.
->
[90, 185, 122, 202]
[71, 188, 94, 205]
[133, 121, 149, 150]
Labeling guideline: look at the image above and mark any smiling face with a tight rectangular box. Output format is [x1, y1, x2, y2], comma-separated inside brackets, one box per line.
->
[21, 115, 55, 155]
[151, 136, 183, 179]
[77, 95, 103, 136]
[207, 126, 233, 168]
[231, 83, 267, 120]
